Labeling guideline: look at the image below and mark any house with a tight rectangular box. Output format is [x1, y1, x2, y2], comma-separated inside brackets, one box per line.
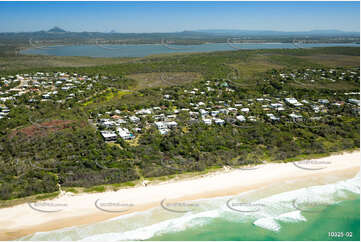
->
[211, 111, 219, 117]
[115, 119, 127, 125]
[99, 119, 116, 128]
[136, 109, 152, 115]
[241, 108, 250, 113]
[159, 128, 170, 135]
[311, 105, 320, 113]
[348, 99, 360, 106]
[199, 109, 208, 116]
[289, 113, 303, 122]
[100, 131, 117, 141]
[219, 108, 229, 114]
[202, 118, 212, 125]
[270, 103, 283, 109]
[165, 121, 178, 128]
[318, 99, 329, 104]
[42, 93, 51, 99]
[155, 121, 178, 130]
[117, 127, 134, 140]
[266, 113, 280, 121]
[214, 118, 225, 125]
[236, 115, 246, 122]
[285, 98, 302, 107]
[154, 114, 165, 120]
[248, 116, 257, 122]
[129, 116, 140, 123]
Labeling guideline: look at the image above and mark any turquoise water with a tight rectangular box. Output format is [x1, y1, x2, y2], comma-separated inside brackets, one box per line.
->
[150, 198, 360, 241]
[20, 174, 360, 241]
[21, 43, 360, 58]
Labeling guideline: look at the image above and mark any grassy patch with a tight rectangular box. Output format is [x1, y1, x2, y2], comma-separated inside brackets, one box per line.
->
[298, 55, 360, 67]
[127, 72, 203, 89]
[0, 191, 60, 208]
[84, 185, 106, 193]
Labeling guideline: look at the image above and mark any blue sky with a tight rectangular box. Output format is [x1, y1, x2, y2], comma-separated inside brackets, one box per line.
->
[0, 1, 359, 33]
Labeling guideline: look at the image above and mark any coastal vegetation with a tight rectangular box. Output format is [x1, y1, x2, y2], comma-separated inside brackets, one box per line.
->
[0, 47, 359, 200]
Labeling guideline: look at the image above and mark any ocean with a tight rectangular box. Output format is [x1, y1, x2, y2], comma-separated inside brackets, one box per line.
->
[19, 173, 360, 241]
[20, 43, 360, 58]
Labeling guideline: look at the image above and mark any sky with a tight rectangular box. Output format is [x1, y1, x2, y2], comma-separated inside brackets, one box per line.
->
[0, 1, 359, 33]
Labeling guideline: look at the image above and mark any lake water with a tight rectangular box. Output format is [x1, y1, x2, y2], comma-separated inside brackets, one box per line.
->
[20, 173, 360, 241]
[21, 43, 360, 58]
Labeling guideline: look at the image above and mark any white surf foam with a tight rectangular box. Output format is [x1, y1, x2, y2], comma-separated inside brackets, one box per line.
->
[253, 217, 280, 232]
[20, 173, 360, 240]
[276, 210, 307, 223]
[79, 209, 220, 241]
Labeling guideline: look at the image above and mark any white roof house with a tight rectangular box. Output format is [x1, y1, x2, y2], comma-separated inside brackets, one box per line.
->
[115, 119, 127, 125]
[117, 127, 134, 140]
[219, 108, 229, 114]
[129, 116, 140, 123]
[159, 128, 170, 135]
[289, 113, 303, 121]
[318, 99, 329, 104]
[202, 118, 212, 125]
[248, 116, 257, 122]
[99, 119, 116, 128]
[236, 115, 246, 122]
[100, 131, 117, 141]
[214, 118, 225, 125]
[155, 121, 178, 130]
[136, 109, 152, 115]
[211, 111, 219, 117]
[312, 105, 320, 113]
[348, 99, 360, 106]
[199, 109, 208, 116]
[166, 121, 178, 128]
[266, 113, 280, 121]
[270, 103, 283, 108]
[285, 98, 302, 107]
[241, 108, 250, 113]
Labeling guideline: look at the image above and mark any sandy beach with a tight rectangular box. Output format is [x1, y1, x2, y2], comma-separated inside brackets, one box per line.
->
[0, 150, 359, 240]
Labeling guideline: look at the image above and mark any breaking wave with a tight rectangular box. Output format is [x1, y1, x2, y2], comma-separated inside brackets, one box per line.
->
[20, 173, 359, 240]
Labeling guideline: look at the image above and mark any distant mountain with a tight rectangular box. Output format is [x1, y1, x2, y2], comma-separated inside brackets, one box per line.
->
[48, 27, 67, 33]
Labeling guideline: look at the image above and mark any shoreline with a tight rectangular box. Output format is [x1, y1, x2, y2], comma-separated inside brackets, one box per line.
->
[20, 42, 360, 58]
[0, 150, 359, 240]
